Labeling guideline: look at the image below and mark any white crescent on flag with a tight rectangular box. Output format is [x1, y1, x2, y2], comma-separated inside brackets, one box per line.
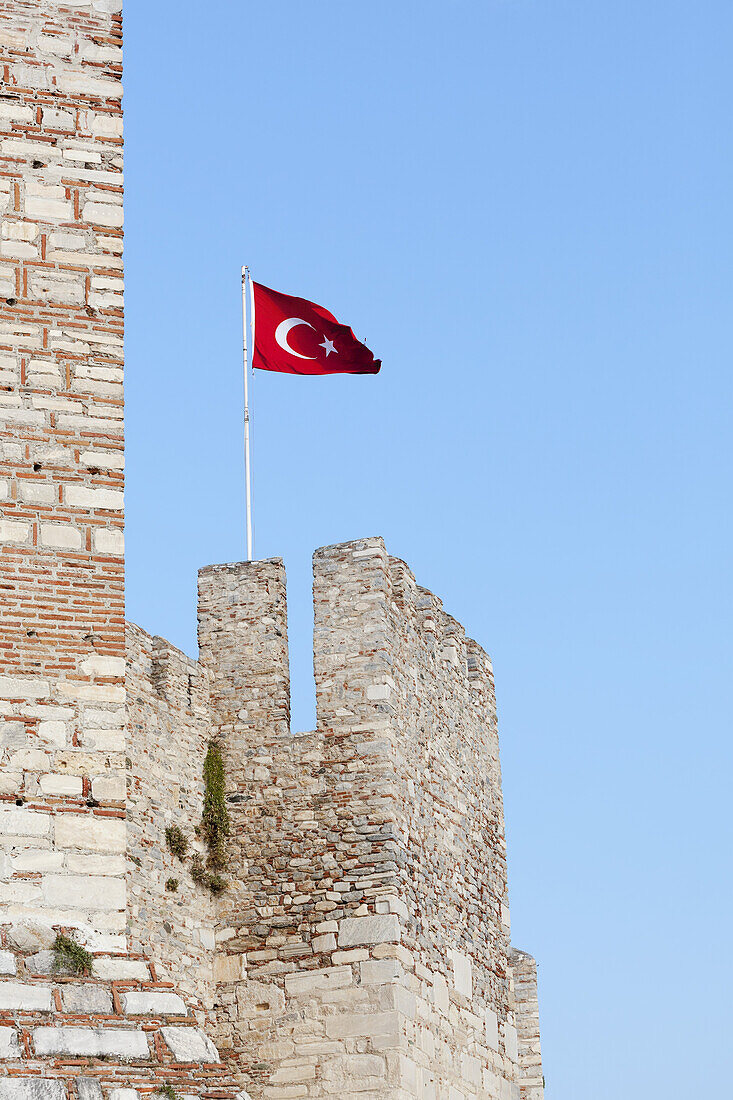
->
[274, 317, 316, 360]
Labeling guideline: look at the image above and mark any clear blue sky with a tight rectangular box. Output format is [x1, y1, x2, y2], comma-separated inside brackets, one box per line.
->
[123, 2, 733, 1095]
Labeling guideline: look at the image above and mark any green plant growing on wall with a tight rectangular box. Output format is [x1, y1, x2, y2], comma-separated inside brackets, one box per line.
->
[205, 871, 227, 895]
[201, 739, 230, 871]
[187, 741, 231, 895]
[52, 933, 93, 976]
[155, 1084, 177, 1100]
[165, 877, 179, 892]
[165, 825, 188, 860]
[190, 852, 227, 895]
[190, 852, 207, 887]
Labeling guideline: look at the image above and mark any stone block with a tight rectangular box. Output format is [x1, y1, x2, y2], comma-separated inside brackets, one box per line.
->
[269, 1066, 315, 1086]
[311, 933, 337, 953]
[24, 953, 55, 976]
[64, 485, 123, 511]
[461, 1052, 482, 1086]
[0, 679, 50, 703]
[81, 655, 125, 677]
[0, 1082, 66, 1100]
[0, 1026, 20, 1058]
[433, 971, 449, 1015]
[15, 840, 67, 866]
[485, 1006, 499, 1050]
[213, 954, 246, 983]
[324, 1010, 400, 1041]
[284, 967, 352, 997]
[89, 775, 125, 802]
[160, 1026, 220, 1063]
[321, 1053, 388, 1091]
[66, 854, 125, 876]
[40, 523, 83, 550]
[360, 958, 402, 986]
[449, 949, 472, 998]
[13, 844, 65, 871]
[54, 815, 126, 852]
[75, 1081, 102, 1100]
[331, 948, 369, 965]
[121, 991, 187, 1016]
[235, 980, 285, 1019]
[43, 874, 126, 911]
[62, 985, 114, 1014]
[37, 721, 68, 748]
[483, 1068, 501, 1095]
[24, 196, 73, 221]
[40, 773, 84, 796]
[0, 981, 53, 1012]
[5, 922, 55, 952]
[337, 915, 400, 948]
[57, 681, 125, 704]
[82, 201, 123, 227]
[92, 957, 149, 981]
[504, 1022, 518, 1063]
[0, 951, 16, 975]
[33, 1027, 149, 1060]
[19, 483, 55, 504]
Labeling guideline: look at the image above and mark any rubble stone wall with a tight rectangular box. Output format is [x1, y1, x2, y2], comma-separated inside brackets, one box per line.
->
[385, 551, 518, 1093]
[195, 539, 544, 1099]
[509, 950, 545, 1100]
[125, 622, 218, 1022]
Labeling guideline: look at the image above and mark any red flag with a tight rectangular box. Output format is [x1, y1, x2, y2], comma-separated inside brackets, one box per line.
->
[251, 281, 380, 376]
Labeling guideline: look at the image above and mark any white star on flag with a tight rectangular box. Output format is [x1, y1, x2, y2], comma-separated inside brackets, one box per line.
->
[319, 336, 338, 357]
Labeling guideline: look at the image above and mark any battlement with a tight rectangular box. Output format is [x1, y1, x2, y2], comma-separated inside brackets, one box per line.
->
[189, 538, 522, 1096]
[115, 539, 542, 1097]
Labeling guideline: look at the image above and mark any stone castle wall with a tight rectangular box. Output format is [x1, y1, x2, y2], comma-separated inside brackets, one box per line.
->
[125, 623, 219, 1021]
[189, 540, 544, 1099]
[509, 951, 544, 1100]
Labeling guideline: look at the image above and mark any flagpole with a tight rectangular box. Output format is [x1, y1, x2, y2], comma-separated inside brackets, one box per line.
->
[241, 266, 253, 561]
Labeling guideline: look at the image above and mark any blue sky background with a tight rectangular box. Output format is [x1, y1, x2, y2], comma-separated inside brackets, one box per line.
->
[123, 2, 733, 1095]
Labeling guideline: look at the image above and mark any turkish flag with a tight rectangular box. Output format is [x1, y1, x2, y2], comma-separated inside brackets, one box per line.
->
[251, 281, 381, 376]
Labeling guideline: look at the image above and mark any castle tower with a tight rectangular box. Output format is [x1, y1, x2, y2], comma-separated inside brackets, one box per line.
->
[0, 7, 237, 1099]
[0, 0, 126, 952]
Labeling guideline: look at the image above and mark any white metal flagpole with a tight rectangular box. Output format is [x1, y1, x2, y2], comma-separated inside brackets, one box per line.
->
[241, 266, 254, 561]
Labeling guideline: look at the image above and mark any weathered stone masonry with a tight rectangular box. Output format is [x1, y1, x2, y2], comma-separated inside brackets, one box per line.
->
[191, 542, 545, 1099]
[1, 2, 544, 1098]
[0, 0, 126, 945]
